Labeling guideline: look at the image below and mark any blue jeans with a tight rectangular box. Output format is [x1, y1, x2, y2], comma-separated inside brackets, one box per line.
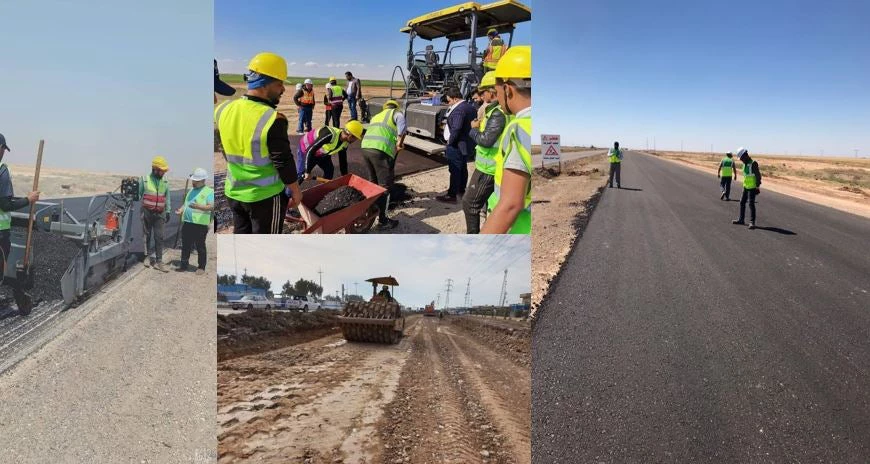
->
[446, 146, 467, 196]
[348, 94, 358, 120]
[297, 106, 313, 132]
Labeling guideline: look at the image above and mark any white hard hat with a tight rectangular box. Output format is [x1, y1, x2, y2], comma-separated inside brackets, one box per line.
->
[304, 78, 313, 85]
[189, 168, 208, 181]
[736, 147, 748, 158]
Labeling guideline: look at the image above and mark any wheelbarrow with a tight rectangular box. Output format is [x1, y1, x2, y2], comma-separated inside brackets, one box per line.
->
[286, 174, 386, 234]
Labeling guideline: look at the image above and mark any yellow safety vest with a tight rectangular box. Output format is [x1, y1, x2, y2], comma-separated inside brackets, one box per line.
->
[487, 114, 532, 234]
[720, 158, 733, 177]
[474, 103, 505, 176]
[184, 186, 214, 225]
[608, 148, 621, 163]
[361, 109, 399, 158]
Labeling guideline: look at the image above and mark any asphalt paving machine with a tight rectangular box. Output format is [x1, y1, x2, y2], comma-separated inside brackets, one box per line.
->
[338, 276, 405, 344]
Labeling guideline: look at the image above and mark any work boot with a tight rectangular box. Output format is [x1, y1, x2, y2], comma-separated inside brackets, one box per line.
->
[175, 264, 189, 272]
[720, 192, 726, 200]
[155, 262, 169, 273]
[748, 222, 757, 230]
[195, 269, 206, 276]
[732, 219, 745, 225]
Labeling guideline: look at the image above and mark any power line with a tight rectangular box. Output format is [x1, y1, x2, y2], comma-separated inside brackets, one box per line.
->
[444, 278, 454, 310]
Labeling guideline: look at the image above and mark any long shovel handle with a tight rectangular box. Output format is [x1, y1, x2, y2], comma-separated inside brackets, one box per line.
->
[23, 140, 44, 270]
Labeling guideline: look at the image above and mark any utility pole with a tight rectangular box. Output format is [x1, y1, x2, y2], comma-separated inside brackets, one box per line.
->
[498, 269, 508, 307]
[354, 282, 359, 297]
[341, 284, 345, 301]
[444, 278, 453, 310]
[436, 293, 441, 308]
[855, 149, 860, 158]
[317, 268, 323, 291]
[464, 278, 471, 307]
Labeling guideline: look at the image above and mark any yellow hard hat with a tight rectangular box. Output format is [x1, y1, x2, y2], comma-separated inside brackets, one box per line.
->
[248, 52, 288, 81]
[344, 120, 364, 139]
[494, 45, 531, 84]
[479, 71, 497, 89]
[329, 76, 337, 82]
[384, 99, 400, 109]
[151, 156, 169, 171]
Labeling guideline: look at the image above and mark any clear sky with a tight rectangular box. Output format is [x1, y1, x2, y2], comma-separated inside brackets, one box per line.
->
[215, 0, 532, 80]
[216, 235, 531, 309]
[0, 0, 212, 177]
[535, 0, 870, 157]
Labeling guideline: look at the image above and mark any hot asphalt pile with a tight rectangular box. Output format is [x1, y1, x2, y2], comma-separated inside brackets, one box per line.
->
[217, 309, 338, 360]
[314, 185, 365, 216]
[29, 230, 81, 302]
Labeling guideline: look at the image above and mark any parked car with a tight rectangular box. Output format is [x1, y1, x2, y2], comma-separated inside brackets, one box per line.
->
[286, 295, 321, 312]
[229, 295, 274, 311]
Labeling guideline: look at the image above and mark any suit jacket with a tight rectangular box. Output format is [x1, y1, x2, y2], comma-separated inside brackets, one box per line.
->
[445, 100, 477, 156]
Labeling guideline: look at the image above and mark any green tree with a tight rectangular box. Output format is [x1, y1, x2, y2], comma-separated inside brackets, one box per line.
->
[293, 278, 323, 298]
[217, 274, 237, 285]
[240, 273, 272, 293]
[281, 280, 295, 297]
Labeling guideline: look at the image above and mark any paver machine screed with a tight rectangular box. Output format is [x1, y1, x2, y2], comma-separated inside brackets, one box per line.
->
[365, 0, 531, 155]
[338, 276, 405, 344]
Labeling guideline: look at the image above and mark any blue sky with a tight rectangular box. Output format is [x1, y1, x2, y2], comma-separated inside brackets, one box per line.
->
[216, 235, 531, 308]
[215, 0, 532, 80]
[535, 0, 870, 157]
[0, 0, 212, 176]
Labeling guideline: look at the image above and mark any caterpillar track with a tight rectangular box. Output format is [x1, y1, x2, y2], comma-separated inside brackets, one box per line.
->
[338, 300, 404, 344]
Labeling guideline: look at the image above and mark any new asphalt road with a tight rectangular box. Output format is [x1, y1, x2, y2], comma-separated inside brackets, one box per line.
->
[533, 152, 870, 463]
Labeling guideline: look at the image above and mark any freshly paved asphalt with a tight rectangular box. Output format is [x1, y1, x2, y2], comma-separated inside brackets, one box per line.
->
[533, 152, 870, 463]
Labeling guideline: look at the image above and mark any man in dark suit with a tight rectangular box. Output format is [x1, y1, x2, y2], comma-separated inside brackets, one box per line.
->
[436, 87, 477, 203]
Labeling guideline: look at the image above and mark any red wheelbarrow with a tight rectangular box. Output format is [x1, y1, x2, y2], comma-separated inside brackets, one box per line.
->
[286, 174, 386, 234]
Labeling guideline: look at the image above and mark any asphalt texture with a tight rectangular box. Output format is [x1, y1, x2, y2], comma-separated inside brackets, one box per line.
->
[532, 152, 870, 463]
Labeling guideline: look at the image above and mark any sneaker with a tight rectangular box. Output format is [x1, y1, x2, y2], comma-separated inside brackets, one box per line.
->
[195, 269, 206, 276]
[616, 185, 621, 189]
[748, 222, 756, 230]
[155, 262, 169, 273]
[732, 219, 745, 225]
[435, 195, 457, 204]
[295, 131, 304, 135]
[720, 192, 726, 200]
[377, 218, 399, 230]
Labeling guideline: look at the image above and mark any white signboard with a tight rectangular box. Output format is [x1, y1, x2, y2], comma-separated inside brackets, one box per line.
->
[541, 134, 561, 165]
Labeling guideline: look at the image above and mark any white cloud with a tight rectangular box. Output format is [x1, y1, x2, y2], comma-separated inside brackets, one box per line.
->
[304, 61, 318, 67]
[357, 64, 366, 67]
[377, 64, 385, 68]
[325, 63, 335, 68]
[288, 61, 297, 66]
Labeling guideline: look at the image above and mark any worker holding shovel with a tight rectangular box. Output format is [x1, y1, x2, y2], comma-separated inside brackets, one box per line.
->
[175, 168, 213, 275]
[0, 133, 40, 285]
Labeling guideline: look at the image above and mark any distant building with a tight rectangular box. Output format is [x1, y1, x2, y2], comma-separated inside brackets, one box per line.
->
[519, 293, 531, 306]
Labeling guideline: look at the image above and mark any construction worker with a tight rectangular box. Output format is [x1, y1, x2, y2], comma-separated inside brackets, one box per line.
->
[214, 59, 236, 104]
[326, 77, 346, 127]
[377, 285, 392, 301]
[214, 52, 302, 234]
[717, 151, 737, 200]
[298, 120, 364, 181]
[482, 28, 506, 71]
[732, 147, 762, 229]
[175, 168, 212, 275]
[293, 78, 315, 133]
[0, 133, 40, 279]
[464, 72, 506, 234]
[345, 71, 363, 121]
[481, 46, 532, 234]
[607, 141, 623, 188]
[360, 99, 406, 230]
[140, 156, 171, 272]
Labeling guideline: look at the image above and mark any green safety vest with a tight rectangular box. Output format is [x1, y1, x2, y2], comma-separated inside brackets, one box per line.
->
[184, 186, 214, 225]
[361, 108, 399, 158]
[743, 162, 757, 189]
[214, 98, 284, 203]
[720, 158, 733, 177]
[140, 174, 170, 212]
[608, 148, 621, 163]
[319, 126, 349, 155]
[474, 103, 505, 176]
[0, 162, 11, 230]
[487, 114, 532, 234]
[329, 84, 344, 104]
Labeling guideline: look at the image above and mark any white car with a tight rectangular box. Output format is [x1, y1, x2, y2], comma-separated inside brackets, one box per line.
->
[229, 295, 274, 311]
[286, 295, 321, 312]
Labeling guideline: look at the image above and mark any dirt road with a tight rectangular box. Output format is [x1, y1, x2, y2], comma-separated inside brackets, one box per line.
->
[217, 315, 530, 463]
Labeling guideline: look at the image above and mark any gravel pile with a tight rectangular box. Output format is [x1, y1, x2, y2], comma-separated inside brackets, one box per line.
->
[314, 186, 365, 216]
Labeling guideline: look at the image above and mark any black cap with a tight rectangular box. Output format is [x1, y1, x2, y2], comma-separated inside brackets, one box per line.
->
[0, 133, 9, 151]
[214, 59, 236, 97]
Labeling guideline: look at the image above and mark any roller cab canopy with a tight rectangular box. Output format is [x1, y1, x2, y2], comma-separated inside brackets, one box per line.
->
[366, 276, 400, 287]
[400, 0, 531, 41]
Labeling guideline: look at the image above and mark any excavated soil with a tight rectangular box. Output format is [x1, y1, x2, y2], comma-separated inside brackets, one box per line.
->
[447, 316, 531, 368]
[314, 185, 365, 216]
[218, 310, 338, 361]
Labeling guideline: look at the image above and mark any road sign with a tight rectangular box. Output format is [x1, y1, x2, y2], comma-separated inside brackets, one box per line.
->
[541, 134, 561, 167]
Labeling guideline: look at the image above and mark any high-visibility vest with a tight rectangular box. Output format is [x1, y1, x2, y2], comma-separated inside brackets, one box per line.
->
[214, 97, 284, 202]
[0, 162, 11, 230]
[361, 109, 399, 158]
[608, 148, 621, 164]
[300, 126, 348, 158]
[329, 84, 344, 105]
[474, 103, 505, 176]
[140, 173, 169, 212]
[743, 162, 757, 189]
[720, 158, 733, 177]
[299, 89, 315, 105]
[183, 186, 214, 225]
[487, 114, 532, 234]
[483, 38, 506, 69]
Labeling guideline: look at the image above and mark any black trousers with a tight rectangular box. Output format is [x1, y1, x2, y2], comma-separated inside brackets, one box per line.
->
[330, 105, 343, 127]
[180, 222, 208, 270]
[720, 176, 732, 199]
[462, 169, 495, 234]
[738, 188, 757, 222]
[0, 230, 10, 277]
[309, 151, 348, 180]
[230, 193, 289, 234]
[141, 208, 166, 260]
[361, 148, 396, 221]
[608, 162, 621, 187]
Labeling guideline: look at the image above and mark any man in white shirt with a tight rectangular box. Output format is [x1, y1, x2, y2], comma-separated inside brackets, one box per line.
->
[345, 71, 362, 121]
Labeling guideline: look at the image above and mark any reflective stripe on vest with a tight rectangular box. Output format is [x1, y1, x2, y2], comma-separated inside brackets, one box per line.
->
[0, 162, 11, 230]
[608, 148, 621, 163]
[361, 109, 399, 158]
[483, 39, 505, 69]
[184, 186, 213, 225]
[215, 98, 284, 202]
[743, 162, 757, 189]
[299, 126, 348, 158]
[141, 174, 169, 212]
[300, 89, 315, 105]
[721, 158, 733, 177]
[474, 103, 504, 175]
[329, 84, 344, 104]
[487, 115, 532, 234]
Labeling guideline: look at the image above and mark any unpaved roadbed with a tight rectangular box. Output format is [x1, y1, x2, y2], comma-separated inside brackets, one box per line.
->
[218, 310, 338, 361]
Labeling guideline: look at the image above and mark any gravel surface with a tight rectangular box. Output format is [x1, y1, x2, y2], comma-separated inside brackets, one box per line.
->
[314, 185, 365, 216]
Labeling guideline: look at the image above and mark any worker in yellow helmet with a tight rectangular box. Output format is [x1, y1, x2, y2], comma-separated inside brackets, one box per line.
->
[481, 45, 532, 234]
[464, 72, 507, 233]
[360, 99, 407, 230]
[214, 52, 302, 234]
[326, 76, 347, 127]
[140, 156, 171, 271]
[298, 120, 364, 181]
[482, 28, 507, 71]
